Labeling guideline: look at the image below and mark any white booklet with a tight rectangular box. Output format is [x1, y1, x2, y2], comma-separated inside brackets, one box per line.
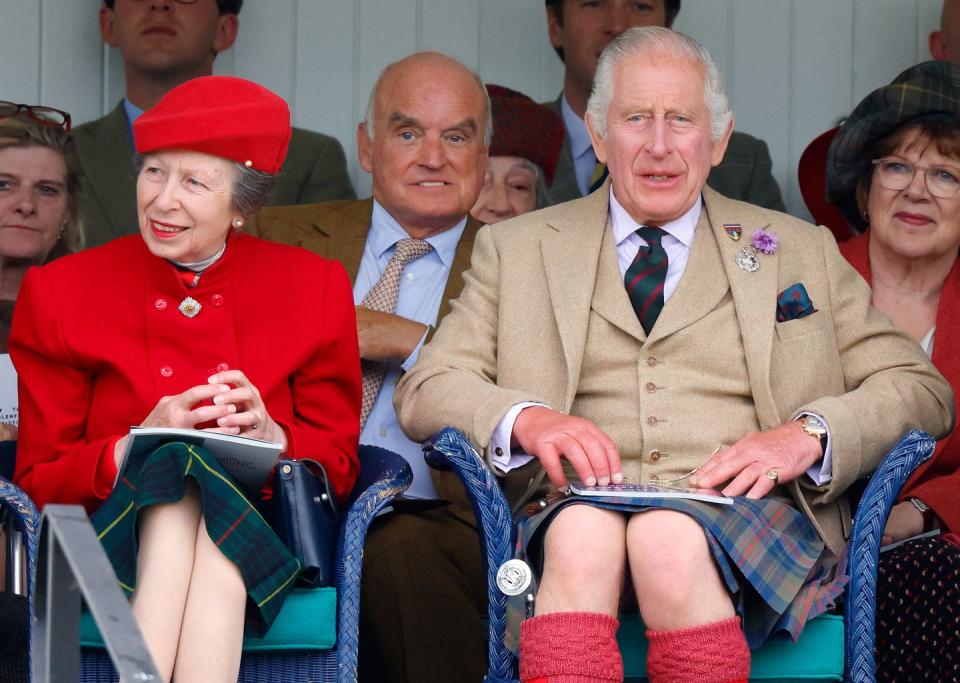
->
[879, 528, 942, 554]
[568, 481, 734, 505]
[118, 427, 282, 493]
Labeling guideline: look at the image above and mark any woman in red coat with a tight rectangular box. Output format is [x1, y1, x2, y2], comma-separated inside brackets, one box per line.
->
[10, 77, 361, 682]
[826, 61, 960, 681]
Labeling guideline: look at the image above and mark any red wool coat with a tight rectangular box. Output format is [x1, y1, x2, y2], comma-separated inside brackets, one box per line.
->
[10, 231, 361, 510]
[840, 232, 960, 531]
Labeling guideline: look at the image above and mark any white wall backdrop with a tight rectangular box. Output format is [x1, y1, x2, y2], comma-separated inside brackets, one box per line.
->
[0, 0, 944, 219]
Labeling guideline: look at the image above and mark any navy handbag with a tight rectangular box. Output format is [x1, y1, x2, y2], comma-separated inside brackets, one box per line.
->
[270, 458, 340, 587]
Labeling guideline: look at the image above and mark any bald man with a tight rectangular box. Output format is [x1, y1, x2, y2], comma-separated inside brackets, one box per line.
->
[255, 52, 491, 683]
[931, 0, 960, 63]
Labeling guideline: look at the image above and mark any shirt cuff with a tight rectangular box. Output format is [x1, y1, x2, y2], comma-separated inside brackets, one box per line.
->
[490, 402, 548, 472]
[400, 325, 431, 372]
[799, 412, 833, 485]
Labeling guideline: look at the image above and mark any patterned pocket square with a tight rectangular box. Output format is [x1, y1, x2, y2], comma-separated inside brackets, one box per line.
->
[776, 283, 817, 322]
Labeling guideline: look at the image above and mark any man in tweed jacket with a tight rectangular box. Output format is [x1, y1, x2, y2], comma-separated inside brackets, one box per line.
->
[395, 28, 953, 682]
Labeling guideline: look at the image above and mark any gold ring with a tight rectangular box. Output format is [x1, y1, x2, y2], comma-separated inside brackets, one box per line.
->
[765, 469, 779, 482]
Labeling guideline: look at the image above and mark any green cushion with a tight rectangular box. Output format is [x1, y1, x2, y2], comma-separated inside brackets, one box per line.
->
[620, 614, 844, 682]
[80, 586, 337, 653]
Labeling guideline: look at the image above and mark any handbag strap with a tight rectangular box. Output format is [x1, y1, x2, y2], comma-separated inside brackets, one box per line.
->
[277, 458, 340, 520]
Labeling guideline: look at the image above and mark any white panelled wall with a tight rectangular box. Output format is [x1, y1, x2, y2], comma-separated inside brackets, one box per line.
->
[0, 0, 944, 219]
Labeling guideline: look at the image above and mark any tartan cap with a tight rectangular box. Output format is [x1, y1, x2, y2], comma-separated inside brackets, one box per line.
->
[826, 60, 960, 228]
[134, 76, 291, 174]
[487, 84, 565, 185]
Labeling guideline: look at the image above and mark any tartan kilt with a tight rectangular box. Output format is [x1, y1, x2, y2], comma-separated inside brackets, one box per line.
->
[518, 495, 847, 650]
[91, 442, 300, 635]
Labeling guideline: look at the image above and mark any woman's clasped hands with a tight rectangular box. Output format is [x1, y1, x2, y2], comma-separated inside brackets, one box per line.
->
[114, 370, 287, 467]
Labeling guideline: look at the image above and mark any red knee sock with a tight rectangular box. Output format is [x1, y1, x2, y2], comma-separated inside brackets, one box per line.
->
[645, 615, 750, 683]
[520, 611, 624, 683]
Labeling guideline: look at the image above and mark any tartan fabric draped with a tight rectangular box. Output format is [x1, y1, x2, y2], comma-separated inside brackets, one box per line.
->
[624, 226, 669, 335]
[91, 441, 300, 634]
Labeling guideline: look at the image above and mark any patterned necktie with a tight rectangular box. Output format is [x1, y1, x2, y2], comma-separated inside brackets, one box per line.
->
[624, 226, 669, 335]
[359, 238, 433, 427]
[589, 160, 608, 193]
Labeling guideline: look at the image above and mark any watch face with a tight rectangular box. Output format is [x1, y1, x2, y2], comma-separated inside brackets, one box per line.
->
[802, 416, 827, 436]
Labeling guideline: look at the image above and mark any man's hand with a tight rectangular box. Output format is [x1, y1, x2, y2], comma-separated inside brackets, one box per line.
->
[881, 501, 925, 546]
[512, 406, 622, 489]
[356, 307, 428, 362]
[690, 422, 822, 499]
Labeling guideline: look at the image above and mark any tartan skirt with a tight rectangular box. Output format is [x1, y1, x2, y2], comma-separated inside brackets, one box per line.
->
[91, 442, 300, 635]
[519, 494, 847, 649]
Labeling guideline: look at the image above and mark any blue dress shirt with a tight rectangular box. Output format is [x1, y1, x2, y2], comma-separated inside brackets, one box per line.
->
[560, 96, 599, 197]
[354, 201, 468, 499]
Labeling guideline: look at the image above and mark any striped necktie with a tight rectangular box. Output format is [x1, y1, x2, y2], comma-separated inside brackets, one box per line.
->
[624, 226, 668, 335]
[589, 161, 608, 193]
[359, 238, 433, 427]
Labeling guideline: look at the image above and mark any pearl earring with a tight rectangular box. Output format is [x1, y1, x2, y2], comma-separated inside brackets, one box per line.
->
[233, 218, 244, 229]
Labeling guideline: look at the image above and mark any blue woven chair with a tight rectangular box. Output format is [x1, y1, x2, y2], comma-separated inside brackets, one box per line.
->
[8, 443, 411, 683]
[1, 462, 39, 682]
[423, 427, 937, 683]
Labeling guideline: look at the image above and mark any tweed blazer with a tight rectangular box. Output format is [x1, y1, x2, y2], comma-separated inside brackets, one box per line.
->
[71, 101, 357, 248]
[395, 184, 955, 552]
[542, 96, 786, 212]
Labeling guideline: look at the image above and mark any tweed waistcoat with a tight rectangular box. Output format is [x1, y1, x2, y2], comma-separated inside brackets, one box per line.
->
[567, 215, 764, 485]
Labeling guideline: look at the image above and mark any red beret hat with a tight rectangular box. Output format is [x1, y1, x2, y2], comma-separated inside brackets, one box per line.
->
[487, 84, 565, 185]
[133, 76, 291, 174]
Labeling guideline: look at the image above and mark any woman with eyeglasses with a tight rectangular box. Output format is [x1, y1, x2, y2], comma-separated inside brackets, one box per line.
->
[9, 77, 361, 682]
[826, 61, 960, 682]
[0, 103, 81, 442]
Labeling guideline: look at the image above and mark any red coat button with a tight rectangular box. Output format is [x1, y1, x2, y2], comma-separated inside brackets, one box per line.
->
[160, 366, 174, 378]
[211, 294, 224, 307]
[216, 362, 230, 372]
[154, 299, 168, 311]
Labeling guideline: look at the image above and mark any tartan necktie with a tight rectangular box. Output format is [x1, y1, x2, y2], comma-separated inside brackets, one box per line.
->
[624, 226, 669, 335]
[589, 160, 608, 193]
[359, 238, 433, 427]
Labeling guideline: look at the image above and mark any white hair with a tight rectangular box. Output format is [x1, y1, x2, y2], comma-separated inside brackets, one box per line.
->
[363, 53, 493, 146]
[586, 26, 732, 141]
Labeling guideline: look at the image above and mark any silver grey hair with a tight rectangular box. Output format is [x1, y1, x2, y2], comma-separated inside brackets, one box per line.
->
[229, 162, 275, 216]
[586, 26, 732, 141]
[134, 155, 275, 216]
[523, 160, 549, 210]
[364, 55, 494, 146]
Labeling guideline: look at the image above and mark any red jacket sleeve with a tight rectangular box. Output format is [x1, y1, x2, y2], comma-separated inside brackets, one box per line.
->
[274, 260, 361, 501]
[10, 268, 119, 511]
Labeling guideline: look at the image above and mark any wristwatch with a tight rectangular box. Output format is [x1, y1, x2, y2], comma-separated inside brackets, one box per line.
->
[795, 414, 828, 453]
[908, 497, 937, 533]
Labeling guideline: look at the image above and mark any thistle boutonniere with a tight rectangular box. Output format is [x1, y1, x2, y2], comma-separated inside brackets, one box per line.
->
[734, 227, 778, 273]
[751, 228, 779, 255]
